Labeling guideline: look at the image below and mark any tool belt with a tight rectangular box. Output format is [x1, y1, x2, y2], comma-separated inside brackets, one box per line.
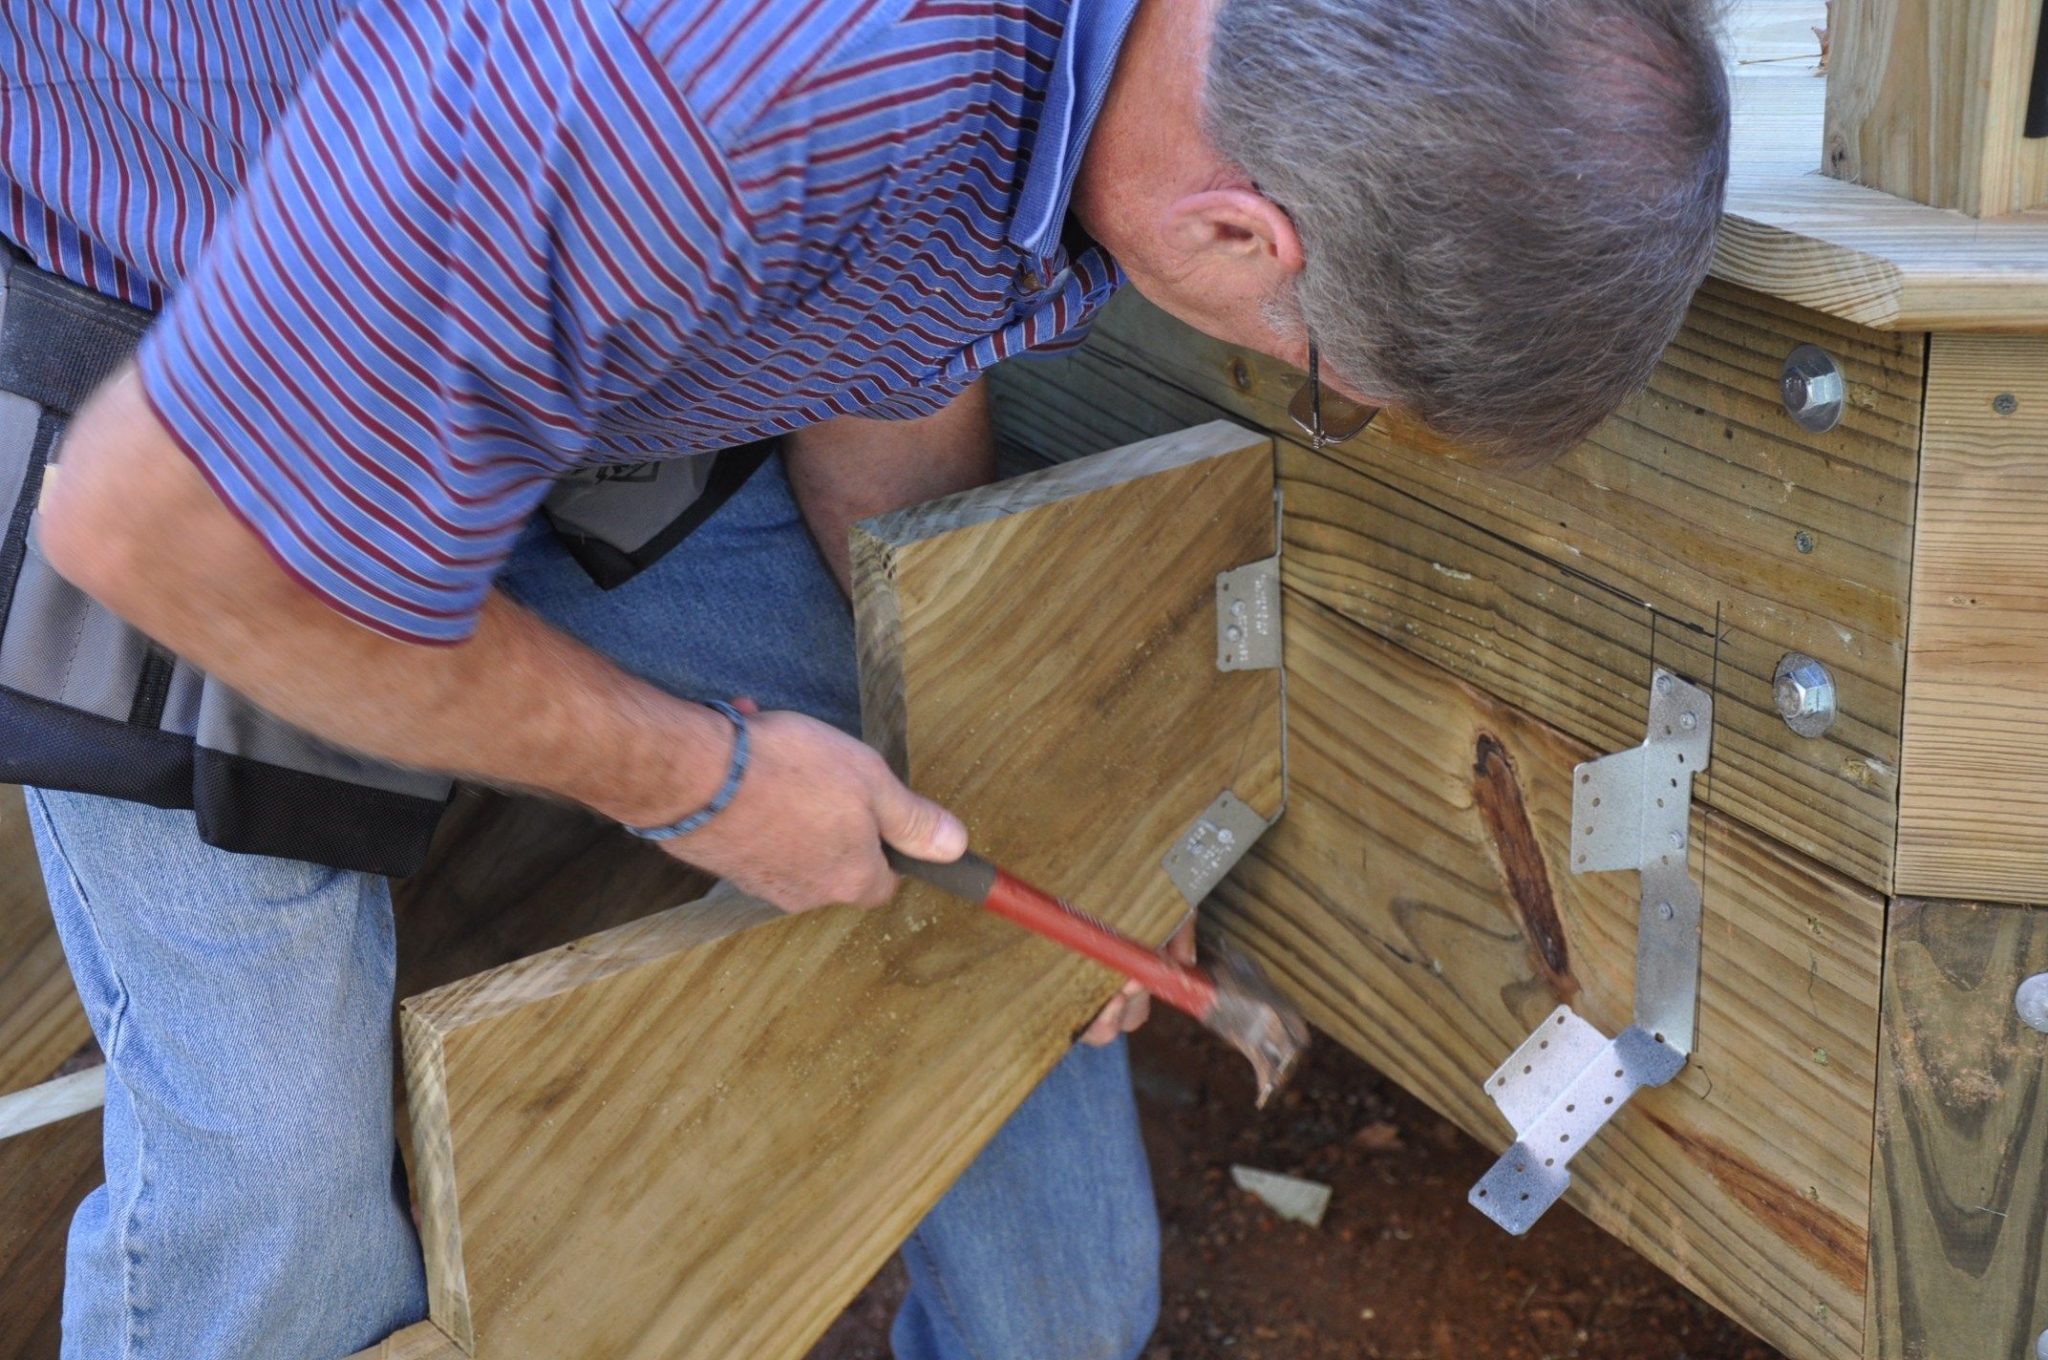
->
[0, 246, 457, 876]
[0, 246, 776, 875]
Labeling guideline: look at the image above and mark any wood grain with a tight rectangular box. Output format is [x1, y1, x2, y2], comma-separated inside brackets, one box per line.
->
[401, 423, 1284, 1359]
[994, 282, 1921, 893]
[1719, 0, 2048, 331]
[1210, 594, 1886, 1360]
[0, 785, 102, 1360]
[1865, 899, 2048, 1359]
[0, 786, 88, 1097]
[1823, 0, 2048, 217]
[1896, 335, 2048, 903]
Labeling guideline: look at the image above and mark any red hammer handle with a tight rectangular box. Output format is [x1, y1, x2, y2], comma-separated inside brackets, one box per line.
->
[886, 848, 1219, 1020]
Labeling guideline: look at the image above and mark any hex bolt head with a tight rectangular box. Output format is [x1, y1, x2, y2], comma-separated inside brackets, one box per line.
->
[2017, 975, 2048, 1035]
[1773, 653, 1838, 739]
[1781, 345, 1846, 434]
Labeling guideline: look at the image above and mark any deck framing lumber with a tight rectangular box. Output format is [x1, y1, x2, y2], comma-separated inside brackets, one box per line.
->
[1211, 594, 1886, 1360]
[1897, 333, 2048, 903]
[994, 283, 1921, 895]
[1865, 898, 2048, 1357]
[400, 423, 1284, 1359]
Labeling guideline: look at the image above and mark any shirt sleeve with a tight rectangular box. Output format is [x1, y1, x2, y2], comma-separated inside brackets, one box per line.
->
[138, 0, 760, 644]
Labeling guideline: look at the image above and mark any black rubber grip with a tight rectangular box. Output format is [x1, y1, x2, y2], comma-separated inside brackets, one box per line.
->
[885, 845, 998, 903]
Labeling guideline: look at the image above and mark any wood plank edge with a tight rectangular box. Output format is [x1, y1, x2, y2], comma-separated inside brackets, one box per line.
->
[0, 1066, 104, 1141]
[400, 884, 783, 1036]
[401, 1010, 474, 1354]
[852, 524, 910, 778]
[854, 421, 1270, 547]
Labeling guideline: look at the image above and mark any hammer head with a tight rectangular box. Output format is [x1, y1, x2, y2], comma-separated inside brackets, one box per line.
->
[1200, 941, 1311, 1107]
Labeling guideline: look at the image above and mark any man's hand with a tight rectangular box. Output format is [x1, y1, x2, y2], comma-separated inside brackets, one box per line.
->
[1080, 922, 1196, 1045]
[675, 706, 965, 910]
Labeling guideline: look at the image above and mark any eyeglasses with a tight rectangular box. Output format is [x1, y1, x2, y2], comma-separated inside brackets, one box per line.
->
[1287, 342, 1381, 451]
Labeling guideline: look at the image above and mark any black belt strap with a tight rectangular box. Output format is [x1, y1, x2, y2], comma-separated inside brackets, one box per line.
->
[0, 247, 155, 416]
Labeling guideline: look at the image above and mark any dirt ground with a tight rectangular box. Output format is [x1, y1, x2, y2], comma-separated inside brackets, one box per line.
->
[809, 1007, 1785, 1360]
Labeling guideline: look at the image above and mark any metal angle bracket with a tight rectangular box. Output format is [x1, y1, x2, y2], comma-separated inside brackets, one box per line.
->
[1468, 668, 1712, 1235]
[1216, 555, 1281, 671]
[1162, 790, 1274, 907]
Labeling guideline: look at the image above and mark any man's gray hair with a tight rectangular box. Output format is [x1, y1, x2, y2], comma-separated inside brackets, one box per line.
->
[1207, 0, 1730, 464]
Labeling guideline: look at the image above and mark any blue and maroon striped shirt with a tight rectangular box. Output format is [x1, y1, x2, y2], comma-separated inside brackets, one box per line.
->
[3, 0, 1135, 642]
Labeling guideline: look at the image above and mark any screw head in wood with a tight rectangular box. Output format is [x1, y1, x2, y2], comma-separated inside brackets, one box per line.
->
[1773, 653, 1837, 739]
[1794, 529, 1816, 554]
[2017, 975, 2048, 1035]
[1994, 392, 2020, 416]
[1780, 345, 1845, 434]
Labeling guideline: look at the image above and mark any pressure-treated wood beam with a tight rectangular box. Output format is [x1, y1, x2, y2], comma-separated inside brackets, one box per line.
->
[400, 423, 1284, 1359]
[1823, 0, 2048, 217]
[1897, 333, 2048, 903]
[1865, 898, 2048, 1358]
[1211, 596, 1886, 1360]
[993, 284, 1922, 896]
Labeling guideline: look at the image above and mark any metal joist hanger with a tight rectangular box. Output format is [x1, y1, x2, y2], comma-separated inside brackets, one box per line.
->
[1469, 668, 1712, 1235]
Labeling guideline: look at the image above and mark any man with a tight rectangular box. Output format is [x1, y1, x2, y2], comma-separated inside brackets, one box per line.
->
[0, 0, 1729, 1355]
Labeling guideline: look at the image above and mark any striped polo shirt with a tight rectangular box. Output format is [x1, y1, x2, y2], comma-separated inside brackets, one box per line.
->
[3, 0, 1136, 643]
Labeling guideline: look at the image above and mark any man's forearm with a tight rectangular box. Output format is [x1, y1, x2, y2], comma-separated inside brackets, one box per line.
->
[785, 380, 997, 593]
[40, 369, 729, 829]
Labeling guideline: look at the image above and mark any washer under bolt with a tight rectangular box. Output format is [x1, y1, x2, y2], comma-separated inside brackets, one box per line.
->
[1781, 345, 1845, 434]
[2017, 975, 2048, 1035]
[1774, 653, 1838, 739]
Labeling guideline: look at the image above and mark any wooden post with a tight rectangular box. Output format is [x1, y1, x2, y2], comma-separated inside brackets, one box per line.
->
[1823, 0, 2048, 217]
[1865, 899, 2048, 1358]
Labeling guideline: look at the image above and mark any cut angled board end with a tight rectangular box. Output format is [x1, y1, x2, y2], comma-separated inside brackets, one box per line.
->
[399, 422, 1285, 1359]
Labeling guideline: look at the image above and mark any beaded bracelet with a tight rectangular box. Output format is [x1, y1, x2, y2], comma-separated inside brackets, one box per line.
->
[625, 699, 750, 841]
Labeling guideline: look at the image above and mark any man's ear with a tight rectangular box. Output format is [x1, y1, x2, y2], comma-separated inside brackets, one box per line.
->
[1163, 188, 1305, 276]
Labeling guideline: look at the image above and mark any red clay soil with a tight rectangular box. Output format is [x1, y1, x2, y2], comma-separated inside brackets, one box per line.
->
[808, 1007, 1786, 1360]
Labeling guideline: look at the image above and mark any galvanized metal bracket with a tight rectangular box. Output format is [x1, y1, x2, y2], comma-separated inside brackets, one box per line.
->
[1163, 790, 1274, 906]
[1469, 668, 1712, 1235]
[1217, 555, 1281, 671]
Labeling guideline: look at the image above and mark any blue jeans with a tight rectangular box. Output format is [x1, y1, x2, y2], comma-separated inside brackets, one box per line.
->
[28, 454, 1160, 1360]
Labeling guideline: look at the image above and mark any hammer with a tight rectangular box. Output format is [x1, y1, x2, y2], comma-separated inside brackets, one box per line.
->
[886, 847, 1310, 1106]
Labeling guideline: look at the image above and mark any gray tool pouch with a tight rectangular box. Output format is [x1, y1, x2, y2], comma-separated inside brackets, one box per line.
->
[0, 245, 451, 877]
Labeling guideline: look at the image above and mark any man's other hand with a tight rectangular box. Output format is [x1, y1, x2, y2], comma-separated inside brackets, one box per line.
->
[673, 708, 967, 914]
[1080, 922, 1195, 1045]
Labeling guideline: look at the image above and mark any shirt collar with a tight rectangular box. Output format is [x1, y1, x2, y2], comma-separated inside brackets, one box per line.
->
[1006, 0, 1144, 261]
